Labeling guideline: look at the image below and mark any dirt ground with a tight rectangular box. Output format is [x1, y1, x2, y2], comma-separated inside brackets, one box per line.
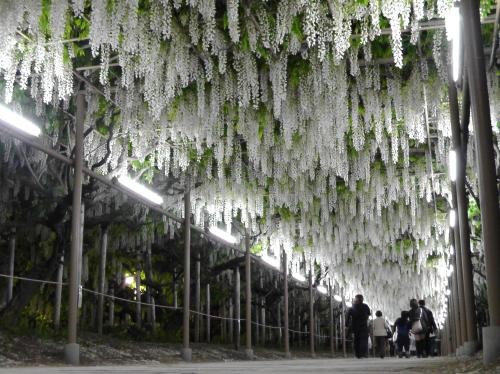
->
[0, 331, 499, 373]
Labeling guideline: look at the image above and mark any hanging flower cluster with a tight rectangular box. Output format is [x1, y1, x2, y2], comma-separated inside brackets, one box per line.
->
[1, 0, 497, 321]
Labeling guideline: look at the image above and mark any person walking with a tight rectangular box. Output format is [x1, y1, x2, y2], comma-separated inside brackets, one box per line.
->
[418, 300, 437, 357]
[394, 311, 411, 358]
[408, 298, 429, 358]
[346, 294, 371, 359]
[373, 310, 389, 358]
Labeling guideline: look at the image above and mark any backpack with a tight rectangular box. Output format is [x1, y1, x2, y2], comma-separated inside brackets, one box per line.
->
[419, 307, 429, 332]
[396, 319, 409, 336]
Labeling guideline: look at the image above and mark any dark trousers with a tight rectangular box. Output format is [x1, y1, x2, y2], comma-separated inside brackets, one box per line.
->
[397, 335, 410, 354]
[424, 332, 434, 356]
[375, 336, 386, 357]
[353, 331, 369, 358]
[416, 338, 425, 356]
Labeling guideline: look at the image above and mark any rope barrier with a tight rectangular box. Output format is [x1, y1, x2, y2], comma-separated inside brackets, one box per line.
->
[0, 273, 349, 340]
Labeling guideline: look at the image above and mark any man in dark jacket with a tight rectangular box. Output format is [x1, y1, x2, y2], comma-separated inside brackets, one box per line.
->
[419, 299, 437, 357]
[346, 294, 371, 358]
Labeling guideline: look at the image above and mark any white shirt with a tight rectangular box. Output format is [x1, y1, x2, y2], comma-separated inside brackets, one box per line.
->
[373, 317, 388, 336]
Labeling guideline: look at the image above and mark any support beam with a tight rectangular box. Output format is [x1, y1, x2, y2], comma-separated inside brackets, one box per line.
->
[54, 254, 64, 329]
[135, 254, 142, 329]
[64, 91, 85, 366]
[329, 282, 335, 356]
[282, 251, 290, 358]
[244, 234, 253, 359]
[97, 225, 108, 335]
[7, 231, 15, 303]
[206, 283, 211, 343]
[234, 266, 241, 351]
[462, 0, 500, 364]
[448, 70, 478, 354]
[451, 186, 468, 349]
[145, 242, 155, 332]
[182, 175, 192, 361]
[195, 257, 201, 343]
[342, 291, 346, 358]
[309, 268, 315, 357]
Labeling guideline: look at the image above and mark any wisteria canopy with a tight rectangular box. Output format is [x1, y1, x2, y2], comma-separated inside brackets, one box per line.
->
[0, 0, 498, 323]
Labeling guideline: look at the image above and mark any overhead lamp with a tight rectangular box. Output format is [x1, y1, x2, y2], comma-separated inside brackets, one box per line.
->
[449, 209, 456, 228]
[445, 5, 461, 82]
[0, 104, 41, 137]
[292, 272, 306, 282]
[118, 175, 163, 205]
[334, 294, 342, 302]
[209, 226, 237, 244]
[450, 245, 455, 255]
[124, 275, 134, 287]
[449, 150, 457, 182]
[317, 285, 328, 295]
[447, 265, 454, 277]
[261, 254, 280, 269]
[346, 301, 353, 308]
[445, 289, 451, 296]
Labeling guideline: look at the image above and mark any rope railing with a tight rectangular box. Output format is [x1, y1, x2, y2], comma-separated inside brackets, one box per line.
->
[1, 272, 350, 341]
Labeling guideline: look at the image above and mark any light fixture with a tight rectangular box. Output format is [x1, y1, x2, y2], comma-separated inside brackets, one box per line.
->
[209, 226, 237, 244]
[292, 272, 306, 282]
[118, 175, 163, 205]
[449, 209, 456, 228]
[445, 289, 451, 296]
[0, 104, 41, 137]
[450, 245, 455, 255]
[317, 285, 328, 295]
[449, 150, 457, 182]
[124, 275, 134, 286]
[445, 5, 461, 82]
[346, 301, 352, 308]
[447, 265, 454, 277]
[261, 254, 280, 269]
[334, 294, 342, 302]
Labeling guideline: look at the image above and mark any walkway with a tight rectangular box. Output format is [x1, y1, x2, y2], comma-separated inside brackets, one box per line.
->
[0, 357, 449, 374]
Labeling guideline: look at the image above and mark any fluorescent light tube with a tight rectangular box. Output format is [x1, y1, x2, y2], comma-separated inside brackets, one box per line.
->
[0, 104, 41, 137]
[209, 226, 237, 244]
[118, 175, 163, 205]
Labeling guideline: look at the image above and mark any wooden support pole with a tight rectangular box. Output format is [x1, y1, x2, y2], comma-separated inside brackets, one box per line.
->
[206, 283, 211, 343]
[462, 0, 500, 364]
[54, 254, 64, 329]
[7, 231, 15, 303]
[283, 251, 290, 358]
[309, 268, 315, 357]
[234, 266, 241, 351]
[64, 90, 85, 365]
[329, 282, 335, 356]
[97, 225, 108, 335]
[244, 234, 253, 358]
[195, 256, 201, 343]
[182, 175, 192, 361]
[135, 254, 142, 329]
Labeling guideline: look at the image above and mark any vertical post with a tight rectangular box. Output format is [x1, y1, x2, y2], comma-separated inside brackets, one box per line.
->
[206, 283, 211, 343]
[108, 286, 114, 327]
[195, 256, 200, 343]
[244, 234, 253, 359]
[173, 267, 178, 309]
[450, 190, 467, 350]
[462, 0, 500, 364]
[234, 266, 241, 350]
[329, 282, 335, 356]
[54, 255, 64, 329]
[283, 251, 290, 358]
[276, 279, 281, 346]
[65, 90, 84, 365]
[7, 230, 15, 303]
[182, 175, 192, 361]
[97, 225, 108, 335]
[135, 254, 142, 329]
[451, 267, 462, 351]
[448, 70, 478, 353]
[145, 241, 154, 329]
[342, 290, 346, 358]
[260, 270, 265, 346]
[309, 267, 315, 357]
